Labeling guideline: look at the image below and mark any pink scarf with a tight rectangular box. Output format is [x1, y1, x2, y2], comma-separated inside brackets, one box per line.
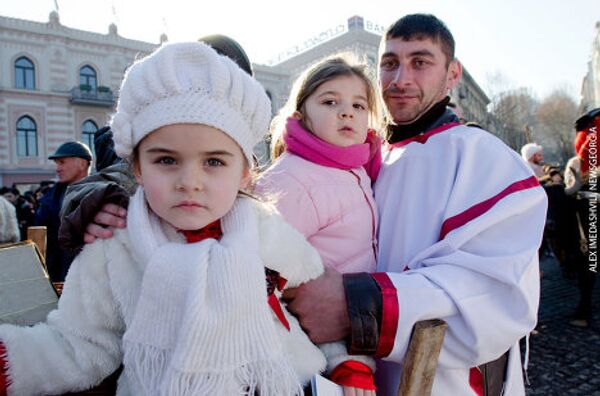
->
[283, 118, 382, 181]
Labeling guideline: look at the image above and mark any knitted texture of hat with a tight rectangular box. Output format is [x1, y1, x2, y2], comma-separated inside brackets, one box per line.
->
[520, 143, 542, 162]
[111, 42, 271, 165]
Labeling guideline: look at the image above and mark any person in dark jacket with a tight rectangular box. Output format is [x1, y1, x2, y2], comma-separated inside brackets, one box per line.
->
[35, 141, 92, 282]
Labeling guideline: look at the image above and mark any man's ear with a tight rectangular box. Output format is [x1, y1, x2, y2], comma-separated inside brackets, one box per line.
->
[446, 60, 462, 91]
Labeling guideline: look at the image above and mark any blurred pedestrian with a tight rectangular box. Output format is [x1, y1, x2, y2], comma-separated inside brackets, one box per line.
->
[563, 107, 599, 328]
[1, 186, 34, 240]
[0, 195, 19, 244]
[521, 142, 545, 178]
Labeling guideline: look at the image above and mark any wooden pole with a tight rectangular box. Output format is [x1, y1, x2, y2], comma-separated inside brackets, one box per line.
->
[398, 319, 448, 396]
[27, 226, 47, 262]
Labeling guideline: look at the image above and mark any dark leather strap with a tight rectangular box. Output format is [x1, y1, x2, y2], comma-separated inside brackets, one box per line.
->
[478, 350, 509, 396]
[343, 273, 383, 355]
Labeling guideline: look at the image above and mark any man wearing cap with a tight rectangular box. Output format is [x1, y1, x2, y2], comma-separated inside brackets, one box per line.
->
[521, 142, 545, 178]
[35, 141, 92, 282]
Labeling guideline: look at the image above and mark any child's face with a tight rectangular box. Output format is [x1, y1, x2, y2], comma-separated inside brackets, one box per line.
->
[301, 75, 369, 147]
[134, 124, 250, 231]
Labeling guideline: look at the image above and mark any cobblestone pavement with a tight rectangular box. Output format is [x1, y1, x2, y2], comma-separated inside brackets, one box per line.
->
[524, 256, 599, 395]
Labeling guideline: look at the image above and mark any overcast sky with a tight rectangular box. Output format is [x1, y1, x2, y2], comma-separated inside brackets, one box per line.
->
[3, 0, 599, 102]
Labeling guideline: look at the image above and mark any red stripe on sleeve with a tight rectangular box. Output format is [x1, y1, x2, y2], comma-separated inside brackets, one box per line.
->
[439, 176, 540, 240]
[372, 272, 399, 357]
[469, 367, 484, 396]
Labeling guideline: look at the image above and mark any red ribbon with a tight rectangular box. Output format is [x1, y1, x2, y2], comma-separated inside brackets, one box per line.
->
[268, 293, 290, 331]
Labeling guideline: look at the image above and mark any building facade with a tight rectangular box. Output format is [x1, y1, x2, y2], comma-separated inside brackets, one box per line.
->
[580, 21, 600, 112]
[1, 13, 490, 186]
[0, 12, 158, 187]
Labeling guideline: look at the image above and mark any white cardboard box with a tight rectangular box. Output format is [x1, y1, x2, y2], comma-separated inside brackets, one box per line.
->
[0, 242, 58, 326]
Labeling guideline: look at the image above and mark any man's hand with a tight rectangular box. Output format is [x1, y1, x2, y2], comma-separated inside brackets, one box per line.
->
[283, 266, 350, 344]
[83, 203, 127, 244]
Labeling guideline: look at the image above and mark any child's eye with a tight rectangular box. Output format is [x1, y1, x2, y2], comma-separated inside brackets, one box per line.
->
[155, 156, 176, 165]
[322, 99, 337, 106]
[206, 158, 225, 167]
[353, 103, 366, 110]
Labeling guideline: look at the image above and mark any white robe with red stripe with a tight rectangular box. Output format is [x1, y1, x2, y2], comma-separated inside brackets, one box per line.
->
[373, 123, 547, 395]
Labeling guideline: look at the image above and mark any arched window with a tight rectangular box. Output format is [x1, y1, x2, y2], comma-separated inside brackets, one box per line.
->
[16, 116, 38, 157]
[79, 65, 97, 90]
[82, 120, 98, 154]
[15, 57, 35, 90]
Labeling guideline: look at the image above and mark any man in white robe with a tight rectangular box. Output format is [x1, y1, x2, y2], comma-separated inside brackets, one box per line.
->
[284, 13, 547, 396]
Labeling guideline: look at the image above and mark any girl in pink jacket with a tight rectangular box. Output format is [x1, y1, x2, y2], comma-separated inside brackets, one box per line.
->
[255, 55, 382, 394]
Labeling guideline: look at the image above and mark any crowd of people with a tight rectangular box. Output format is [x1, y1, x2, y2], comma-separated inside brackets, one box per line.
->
[1, 141, 92, 283]
[524, 107, 599, 330]
[0, 12, 594, 396]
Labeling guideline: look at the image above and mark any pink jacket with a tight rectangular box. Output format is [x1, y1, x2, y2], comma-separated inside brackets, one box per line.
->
[255, 152, 377, 273]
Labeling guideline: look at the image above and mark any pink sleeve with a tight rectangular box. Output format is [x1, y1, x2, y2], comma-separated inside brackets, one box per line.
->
[255, 170, 320, 239]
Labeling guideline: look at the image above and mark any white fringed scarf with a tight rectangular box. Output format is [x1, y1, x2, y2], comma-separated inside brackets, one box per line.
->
[122, 187, 303, 395]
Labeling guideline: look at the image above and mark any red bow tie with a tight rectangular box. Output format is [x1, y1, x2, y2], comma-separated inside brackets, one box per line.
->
[180, 220, 223, 243]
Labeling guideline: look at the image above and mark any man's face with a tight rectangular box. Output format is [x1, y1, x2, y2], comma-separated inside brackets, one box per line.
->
[379, 37, 461, 125]
[531, 151, 544, 165]
[53, 157, 89, 184]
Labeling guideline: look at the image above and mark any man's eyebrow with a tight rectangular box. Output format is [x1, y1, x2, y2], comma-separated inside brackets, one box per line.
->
[380, 52, 397, 59]
[408, 49, 435, 58]
[380, 49, 436, 58]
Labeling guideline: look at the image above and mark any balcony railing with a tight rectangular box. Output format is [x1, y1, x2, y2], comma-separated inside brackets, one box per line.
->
[70, 86, 115, 107]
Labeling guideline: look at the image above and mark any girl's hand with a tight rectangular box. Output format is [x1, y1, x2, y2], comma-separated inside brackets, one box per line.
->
[83, 203, 127, 243]
[343, 386, 376, 396]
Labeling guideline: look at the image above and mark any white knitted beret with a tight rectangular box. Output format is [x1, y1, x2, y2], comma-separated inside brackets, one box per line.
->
[111, 42, 271, 164]
[520, 142, 543, 161]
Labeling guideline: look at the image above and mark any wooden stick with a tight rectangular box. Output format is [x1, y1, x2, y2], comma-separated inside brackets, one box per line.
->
[27, 226, 47, 262]
[398, 319, 448, 396]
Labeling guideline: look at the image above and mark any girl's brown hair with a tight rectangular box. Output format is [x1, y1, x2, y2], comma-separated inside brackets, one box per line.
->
[270, 54, 379, 159]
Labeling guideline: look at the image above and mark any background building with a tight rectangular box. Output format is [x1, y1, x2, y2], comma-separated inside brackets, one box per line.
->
[1, 13, 491, 186]
[580, 21, 600, 112]
[0, 12, 158, 187]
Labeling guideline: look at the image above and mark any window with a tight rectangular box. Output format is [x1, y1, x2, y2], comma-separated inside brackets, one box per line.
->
[79, 65, 97, 90]
[15, 57, 35, 90]
[81, 120, 98, 154]
[16, 116, 38, 157]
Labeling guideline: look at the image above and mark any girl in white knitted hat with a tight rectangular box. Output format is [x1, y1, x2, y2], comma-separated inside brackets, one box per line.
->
[0, 42, 332, 396]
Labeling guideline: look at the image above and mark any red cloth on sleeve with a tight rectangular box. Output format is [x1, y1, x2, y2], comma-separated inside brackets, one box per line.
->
[329, 360, 377, 390]
[0, 342, 9, 396]
[372, 272, 399, 357]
